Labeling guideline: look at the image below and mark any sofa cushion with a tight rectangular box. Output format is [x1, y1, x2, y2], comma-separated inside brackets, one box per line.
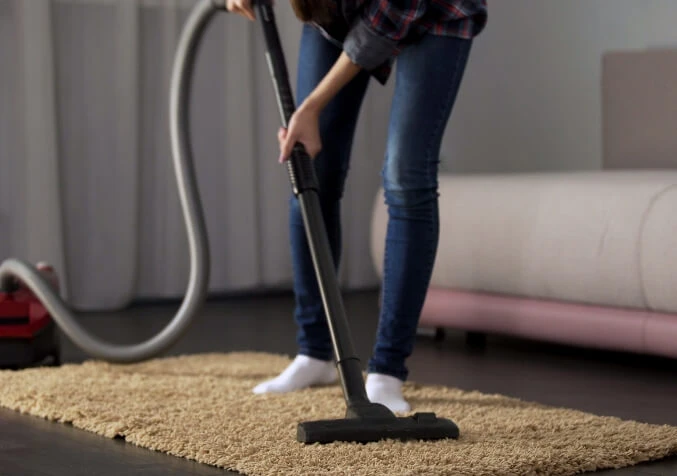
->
[602, 49, 677, 170]
[370, 171, 677, 313]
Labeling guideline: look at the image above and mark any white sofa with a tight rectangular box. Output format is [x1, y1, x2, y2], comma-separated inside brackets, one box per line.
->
[369, 170, 677, 358]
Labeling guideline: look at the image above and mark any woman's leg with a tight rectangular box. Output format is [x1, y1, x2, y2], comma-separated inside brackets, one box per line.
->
[254, 24, 371, 393]
[366, 34, 473, 411]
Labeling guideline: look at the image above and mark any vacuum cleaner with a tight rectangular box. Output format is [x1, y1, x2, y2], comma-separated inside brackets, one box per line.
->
[0, 0, 460, 445]
[0, 263, 61, 368]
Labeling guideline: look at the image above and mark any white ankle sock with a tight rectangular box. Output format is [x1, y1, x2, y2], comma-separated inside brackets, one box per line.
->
[366, 373, 411, 413]
[252, 354, 337, 394]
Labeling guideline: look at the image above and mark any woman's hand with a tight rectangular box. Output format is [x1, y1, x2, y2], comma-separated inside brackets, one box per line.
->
[278, 103, 322, 163]
[277, 52, 361, 163]
[226, 0, 256, 20]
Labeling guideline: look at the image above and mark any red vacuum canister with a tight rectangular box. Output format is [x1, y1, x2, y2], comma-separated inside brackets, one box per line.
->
[0, 263, 61, 368]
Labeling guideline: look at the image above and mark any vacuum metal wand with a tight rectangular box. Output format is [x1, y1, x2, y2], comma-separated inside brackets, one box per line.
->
[0, 0, 222, 363]
[253, 0, 370, 408]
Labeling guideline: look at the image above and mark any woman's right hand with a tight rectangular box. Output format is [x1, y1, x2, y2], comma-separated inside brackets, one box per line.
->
[226, 0, 256, 21]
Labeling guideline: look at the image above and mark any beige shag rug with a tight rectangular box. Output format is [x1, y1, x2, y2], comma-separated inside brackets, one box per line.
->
[1, 352, 677, 475]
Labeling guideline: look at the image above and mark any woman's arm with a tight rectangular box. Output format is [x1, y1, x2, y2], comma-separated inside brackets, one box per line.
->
[278, 51, 362, 162]
[301, 51, 362, 114]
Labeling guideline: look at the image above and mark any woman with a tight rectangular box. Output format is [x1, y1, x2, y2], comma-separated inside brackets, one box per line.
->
[228, 0, 487, 413]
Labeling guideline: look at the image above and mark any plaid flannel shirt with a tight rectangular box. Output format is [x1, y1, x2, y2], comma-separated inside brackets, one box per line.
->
[312, 0, 487, 84]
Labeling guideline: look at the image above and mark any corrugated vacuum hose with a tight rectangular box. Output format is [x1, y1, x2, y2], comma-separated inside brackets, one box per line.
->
[0, 0, 225, 363]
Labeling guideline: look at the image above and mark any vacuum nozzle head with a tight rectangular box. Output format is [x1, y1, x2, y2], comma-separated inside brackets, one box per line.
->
[297, 411, 460, 444]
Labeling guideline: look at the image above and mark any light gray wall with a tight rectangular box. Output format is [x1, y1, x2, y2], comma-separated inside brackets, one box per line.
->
[437, 0, 677, 174]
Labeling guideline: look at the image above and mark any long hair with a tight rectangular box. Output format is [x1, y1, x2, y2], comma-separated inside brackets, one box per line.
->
[289, 0, 334, 24]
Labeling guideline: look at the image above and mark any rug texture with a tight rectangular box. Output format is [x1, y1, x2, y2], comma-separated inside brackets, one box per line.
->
[1, 352, 676, 475]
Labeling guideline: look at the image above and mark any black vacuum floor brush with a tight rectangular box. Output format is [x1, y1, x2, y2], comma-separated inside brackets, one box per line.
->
[250, 0, 460, 445]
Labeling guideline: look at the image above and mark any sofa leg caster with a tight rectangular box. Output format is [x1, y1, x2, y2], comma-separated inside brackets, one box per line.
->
[465, 331, 487, 348]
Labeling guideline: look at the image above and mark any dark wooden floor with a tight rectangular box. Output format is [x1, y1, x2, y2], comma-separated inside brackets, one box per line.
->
[1, 289, 677, 475]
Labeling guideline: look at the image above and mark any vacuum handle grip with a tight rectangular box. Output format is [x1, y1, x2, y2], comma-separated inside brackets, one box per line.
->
[255, 0, 318, 195]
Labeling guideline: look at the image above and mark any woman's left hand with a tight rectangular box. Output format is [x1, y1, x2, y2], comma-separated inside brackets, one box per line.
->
[278, 103, 321, 163]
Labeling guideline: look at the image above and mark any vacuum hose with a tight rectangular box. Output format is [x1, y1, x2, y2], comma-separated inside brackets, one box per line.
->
[0, 0, 226, 363]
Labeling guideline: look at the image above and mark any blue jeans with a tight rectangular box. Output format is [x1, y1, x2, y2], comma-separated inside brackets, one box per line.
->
[290, 24, 472, 381]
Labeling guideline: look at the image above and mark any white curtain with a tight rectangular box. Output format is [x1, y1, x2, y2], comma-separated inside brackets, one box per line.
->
[0, 0, 390, 311]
